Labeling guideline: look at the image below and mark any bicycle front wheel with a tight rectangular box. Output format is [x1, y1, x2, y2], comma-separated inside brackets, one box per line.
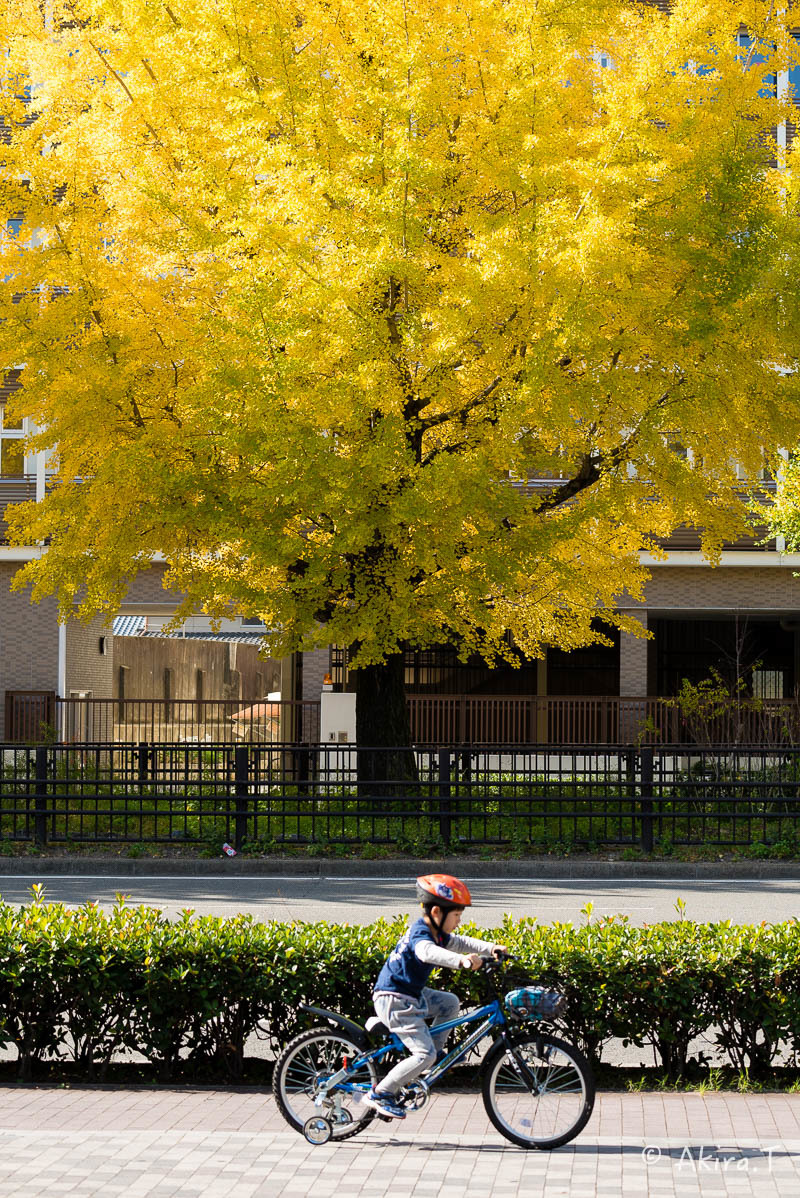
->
[481, 1032, 594, 1149]
[273, 1026, 378, 1141]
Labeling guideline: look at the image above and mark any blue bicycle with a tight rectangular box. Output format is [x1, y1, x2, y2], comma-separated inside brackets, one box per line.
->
[273, 956, 595, 1150]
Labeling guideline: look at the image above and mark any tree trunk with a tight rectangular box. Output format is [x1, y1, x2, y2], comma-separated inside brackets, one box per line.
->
[354, 652, 418, 794]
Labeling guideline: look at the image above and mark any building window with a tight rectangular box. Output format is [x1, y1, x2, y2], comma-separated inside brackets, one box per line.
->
[790, 35, 800, 105]
[665, 433, 689, 461]
[735, 32, 777, 97]
[752, 669, 784, 699]
[0, 394, 23, 430]
[0, 435, 25, 477]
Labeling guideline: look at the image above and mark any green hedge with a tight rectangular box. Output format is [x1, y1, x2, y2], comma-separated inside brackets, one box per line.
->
[2, 892, 800, 1082]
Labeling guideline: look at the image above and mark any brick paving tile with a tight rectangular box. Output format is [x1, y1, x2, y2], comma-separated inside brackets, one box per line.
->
[2, 1087, 800, 1196]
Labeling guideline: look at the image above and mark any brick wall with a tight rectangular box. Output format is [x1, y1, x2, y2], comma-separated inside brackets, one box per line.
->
[0, 563, 59, 738]
[624, 566, 800, 612]
[619, 614, 649, 695]
[301, 649, 331, 702]
[117, 563, 179, 606]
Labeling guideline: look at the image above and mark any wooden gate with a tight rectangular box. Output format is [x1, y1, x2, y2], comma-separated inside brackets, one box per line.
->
[3, 690, 56, 742]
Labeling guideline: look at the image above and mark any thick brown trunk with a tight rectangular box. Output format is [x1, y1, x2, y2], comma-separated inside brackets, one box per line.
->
[354, 653, 418, 792]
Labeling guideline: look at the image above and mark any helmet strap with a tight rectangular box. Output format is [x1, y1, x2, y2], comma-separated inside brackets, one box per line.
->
[424, 904, 453, 940]
[422, 904, 442, 939]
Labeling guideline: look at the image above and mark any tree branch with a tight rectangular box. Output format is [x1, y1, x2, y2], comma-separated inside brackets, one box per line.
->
[418, 375, 502, 432]
[533, 387, 677, 514]
[87, 41, 175, 164]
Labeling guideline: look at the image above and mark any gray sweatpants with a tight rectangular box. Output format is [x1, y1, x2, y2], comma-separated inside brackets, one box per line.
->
[373, 988, 461, 1095]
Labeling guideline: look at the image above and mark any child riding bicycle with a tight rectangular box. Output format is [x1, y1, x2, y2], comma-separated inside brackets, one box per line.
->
[364, 873, 504, 1119]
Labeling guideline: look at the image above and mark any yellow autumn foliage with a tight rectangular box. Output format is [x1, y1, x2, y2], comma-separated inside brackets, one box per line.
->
[1, 0, 800, 669]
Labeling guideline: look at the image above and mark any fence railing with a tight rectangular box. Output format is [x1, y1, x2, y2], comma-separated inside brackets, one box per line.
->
[2, 741, 799, 852]
[406, 695, 800, 746]
[7, 691, 800, 747]
[3, 695, 321, 745]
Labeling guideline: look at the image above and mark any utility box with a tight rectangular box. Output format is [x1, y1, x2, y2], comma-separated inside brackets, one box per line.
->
[320, 691, 356, 744]
[320, 691, 356, 782]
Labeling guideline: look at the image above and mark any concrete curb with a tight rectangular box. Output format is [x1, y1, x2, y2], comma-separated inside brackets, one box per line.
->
[0, 855, 799, 880]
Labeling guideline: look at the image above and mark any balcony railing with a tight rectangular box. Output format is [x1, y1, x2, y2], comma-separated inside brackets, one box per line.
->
[0, 477, 37, 543]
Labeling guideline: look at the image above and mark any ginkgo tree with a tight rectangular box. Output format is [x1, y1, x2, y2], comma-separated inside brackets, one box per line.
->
[2, 0, 800, 754]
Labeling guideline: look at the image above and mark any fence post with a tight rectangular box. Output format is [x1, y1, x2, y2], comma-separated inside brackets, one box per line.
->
[234, 745, 250, 852]
[296, 742, 310, 797]
[438, 749, 452, 845]
[639, 746, 654, 854]
[34, 746, 48, 849]
[137, 742, 149, 786]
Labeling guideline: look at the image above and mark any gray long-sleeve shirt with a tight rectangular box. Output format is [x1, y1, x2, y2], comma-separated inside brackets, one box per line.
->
[413, 931, 498, 970]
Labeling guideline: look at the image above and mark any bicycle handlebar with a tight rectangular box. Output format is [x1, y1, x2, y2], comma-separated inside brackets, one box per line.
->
[480, 950, 518, 969]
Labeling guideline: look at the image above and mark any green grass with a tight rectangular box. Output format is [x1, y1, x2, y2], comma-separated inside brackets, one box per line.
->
[611, 1066, 800, 1094]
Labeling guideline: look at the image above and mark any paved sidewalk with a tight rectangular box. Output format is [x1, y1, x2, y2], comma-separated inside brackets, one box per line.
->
[1, 1085, 799, 1196]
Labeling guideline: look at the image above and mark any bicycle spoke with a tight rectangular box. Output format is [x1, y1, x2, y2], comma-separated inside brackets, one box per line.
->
[274, 1029, 378, 1141]
[483, 1033, 594, 1149]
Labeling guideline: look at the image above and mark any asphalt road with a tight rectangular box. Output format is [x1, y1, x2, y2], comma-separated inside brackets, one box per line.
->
[1, 873, 799, 925]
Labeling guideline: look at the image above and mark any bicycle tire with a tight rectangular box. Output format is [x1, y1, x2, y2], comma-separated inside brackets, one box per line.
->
[481, 1031, 595, 1150]
[273, 1026, 378, 1140]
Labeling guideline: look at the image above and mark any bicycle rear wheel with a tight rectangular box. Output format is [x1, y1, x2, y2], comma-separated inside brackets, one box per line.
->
[273, 1026, 377, 1141]
[481, 1032, 594, 1149]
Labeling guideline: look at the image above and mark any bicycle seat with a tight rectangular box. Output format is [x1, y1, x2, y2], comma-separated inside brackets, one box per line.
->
[365, 1016, 389, 1038]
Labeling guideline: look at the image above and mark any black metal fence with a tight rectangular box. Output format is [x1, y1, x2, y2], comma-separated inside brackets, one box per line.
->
[2, 742, 800, 852]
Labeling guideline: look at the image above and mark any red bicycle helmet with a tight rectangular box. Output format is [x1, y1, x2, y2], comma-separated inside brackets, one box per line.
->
[416, 874, 472, 910]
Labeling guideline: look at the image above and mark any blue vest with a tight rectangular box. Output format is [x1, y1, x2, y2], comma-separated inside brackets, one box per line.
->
[374, 917, 451, 999]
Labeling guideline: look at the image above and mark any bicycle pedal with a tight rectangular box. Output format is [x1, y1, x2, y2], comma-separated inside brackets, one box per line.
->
[377, 1114, 393, 1123]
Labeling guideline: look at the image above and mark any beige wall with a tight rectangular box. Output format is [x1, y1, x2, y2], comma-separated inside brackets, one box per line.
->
[64, 614, 115, 697]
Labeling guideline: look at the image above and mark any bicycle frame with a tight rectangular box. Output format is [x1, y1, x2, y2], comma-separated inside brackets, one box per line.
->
[316, 998, 509, 1102]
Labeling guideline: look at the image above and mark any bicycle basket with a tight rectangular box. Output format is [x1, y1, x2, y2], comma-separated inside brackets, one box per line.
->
[504, 986, 567, 1020]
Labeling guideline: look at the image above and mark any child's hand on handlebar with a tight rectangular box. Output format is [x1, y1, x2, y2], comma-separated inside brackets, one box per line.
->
[461, 953, 484, 970]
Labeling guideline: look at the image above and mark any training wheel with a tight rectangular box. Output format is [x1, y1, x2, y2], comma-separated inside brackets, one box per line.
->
[332, 1106, 353, 1126]
[303, 1115, 333, 1145]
